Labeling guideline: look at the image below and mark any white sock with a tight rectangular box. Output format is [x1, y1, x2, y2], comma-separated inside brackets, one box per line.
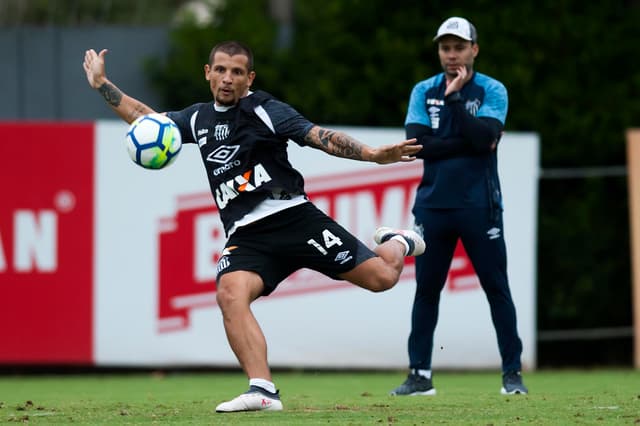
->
[413, 368, 432, 379]
[249, 378, 276, 394]
[390, 235, 410, 256]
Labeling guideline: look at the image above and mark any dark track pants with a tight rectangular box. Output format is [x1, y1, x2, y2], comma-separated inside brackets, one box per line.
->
[409, 207, 523, 373]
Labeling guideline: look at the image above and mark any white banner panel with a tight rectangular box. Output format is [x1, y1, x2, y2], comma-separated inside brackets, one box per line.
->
[95, 122, 538, 370]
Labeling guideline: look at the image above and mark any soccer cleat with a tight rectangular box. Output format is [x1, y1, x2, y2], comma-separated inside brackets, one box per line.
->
[389, 373, 436, 396]
[215, 385, 283, 412]
[500, 371, 528, 395]
[374, 226, 426, 256]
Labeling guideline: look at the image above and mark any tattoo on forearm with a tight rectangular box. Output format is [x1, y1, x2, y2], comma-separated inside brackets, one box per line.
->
[306, 127, 364, 160]
[127, 104, 148, 123]
[98, 82, 123, 107]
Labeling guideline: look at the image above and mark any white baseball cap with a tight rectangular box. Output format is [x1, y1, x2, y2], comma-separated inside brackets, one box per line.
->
[433, 17, 477, 42]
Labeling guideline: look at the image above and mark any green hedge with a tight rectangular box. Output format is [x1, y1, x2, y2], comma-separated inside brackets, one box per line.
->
[148, 0, 640, 365]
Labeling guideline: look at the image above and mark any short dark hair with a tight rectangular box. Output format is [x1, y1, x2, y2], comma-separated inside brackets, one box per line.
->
[208, 40, 254, 71]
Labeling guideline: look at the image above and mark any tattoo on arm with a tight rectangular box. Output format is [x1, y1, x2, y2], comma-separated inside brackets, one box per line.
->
[98, 82, 123, 107]
[126, 104, 148, 123]
[305, 127, 364, 160]
[98, 82, 149, 122]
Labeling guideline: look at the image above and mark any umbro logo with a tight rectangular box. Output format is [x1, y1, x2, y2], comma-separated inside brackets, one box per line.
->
[487, 227, 501, 240]
[335, 250, 353, 264]
[207, 145, 240, 164]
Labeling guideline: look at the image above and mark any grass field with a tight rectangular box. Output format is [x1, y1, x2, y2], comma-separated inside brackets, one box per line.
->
[1, 369, 639, 424]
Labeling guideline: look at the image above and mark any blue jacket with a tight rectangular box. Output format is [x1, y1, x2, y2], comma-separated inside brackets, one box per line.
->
[405, 71, 508, 210]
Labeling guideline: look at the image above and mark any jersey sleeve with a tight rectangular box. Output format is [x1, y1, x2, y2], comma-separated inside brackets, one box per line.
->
[405, 76, 441, 127]
[477, 79, 508, 124]
[166, 103, 204, 145]
[262, 99, 315, 146]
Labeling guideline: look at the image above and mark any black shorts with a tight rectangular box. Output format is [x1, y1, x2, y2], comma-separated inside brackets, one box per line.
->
[216, 202, 377, 296]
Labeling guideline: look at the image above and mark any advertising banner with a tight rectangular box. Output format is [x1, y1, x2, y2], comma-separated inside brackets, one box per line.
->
[0, 123, 94, 363]
[1, 122, 539, 370]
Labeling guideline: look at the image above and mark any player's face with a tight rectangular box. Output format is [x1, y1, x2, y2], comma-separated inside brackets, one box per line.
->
[437, 36, 479, 79]
[205, 52, 256, 106]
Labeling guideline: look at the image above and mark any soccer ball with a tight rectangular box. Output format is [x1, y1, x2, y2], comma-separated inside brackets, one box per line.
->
[125, 113, 182, 169]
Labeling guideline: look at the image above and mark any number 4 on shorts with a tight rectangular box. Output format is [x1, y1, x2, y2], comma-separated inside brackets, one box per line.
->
[307, 229, 343, 255]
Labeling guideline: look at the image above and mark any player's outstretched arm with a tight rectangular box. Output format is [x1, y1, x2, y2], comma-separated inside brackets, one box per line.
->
[303, 125, 421, 164]
[83, 49, 156, 124]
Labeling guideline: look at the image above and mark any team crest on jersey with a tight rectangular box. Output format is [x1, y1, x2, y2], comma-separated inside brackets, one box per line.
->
[465, 99, 481, 116]
[214, 123, 230, 141]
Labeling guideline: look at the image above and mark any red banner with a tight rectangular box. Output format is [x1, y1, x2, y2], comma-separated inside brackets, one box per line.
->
[0, 123, 94, 363]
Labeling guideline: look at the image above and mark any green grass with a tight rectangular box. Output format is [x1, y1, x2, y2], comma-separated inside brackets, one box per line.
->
[0, 369, 639, 424]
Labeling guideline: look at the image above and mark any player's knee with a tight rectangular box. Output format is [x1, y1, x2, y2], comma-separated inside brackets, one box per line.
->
[215, 281, 237, 309]
[368, 282, 394, 293]
[342, 258, 400, 292]
[215, 287, 229, 309]
[366, 269, 398, 292]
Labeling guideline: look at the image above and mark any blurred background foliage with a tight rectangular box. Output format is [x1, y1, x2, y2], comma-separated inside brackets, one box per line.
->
[3, 0, 640, 366]
[149, 0, 640, 366]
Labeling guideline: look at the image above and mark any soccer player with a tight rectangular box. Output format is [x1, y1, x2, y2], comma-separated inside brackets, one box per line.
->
[83, 40, 426, 412]
[387, 17, 528, 396]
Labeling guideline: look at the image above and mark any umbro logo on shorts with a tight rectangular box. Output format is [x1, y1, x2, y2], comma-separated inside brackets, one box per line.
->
[334, 250, 353, 264]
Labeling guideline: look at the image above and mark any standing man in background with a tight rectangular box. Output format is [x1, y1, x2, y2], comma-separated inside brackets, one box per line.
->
[388, 17, 528, 396]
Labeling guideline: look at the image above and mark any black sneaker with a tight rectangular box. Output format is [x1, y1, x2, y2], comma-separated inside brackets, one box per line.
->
[501, 371, 528, 395]
[389, 373, 436, 396]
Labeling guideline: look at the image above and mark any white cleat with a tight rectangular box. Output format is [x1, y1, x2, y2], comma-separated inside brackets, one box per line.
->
[374, 226, 426, 256]
[215, 386, 283, 413]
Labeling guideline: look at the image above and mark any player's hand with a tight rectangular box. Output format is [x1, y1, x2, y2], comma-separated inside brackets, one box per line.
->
[83, 49, 108, 89]
[370, 138, 421, 164]
[445, 66, 472, 96]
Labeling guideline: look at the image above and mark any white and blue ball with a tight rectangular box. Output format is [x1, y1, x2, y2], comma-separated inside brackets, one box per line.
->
[125, 113, 182, 169]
